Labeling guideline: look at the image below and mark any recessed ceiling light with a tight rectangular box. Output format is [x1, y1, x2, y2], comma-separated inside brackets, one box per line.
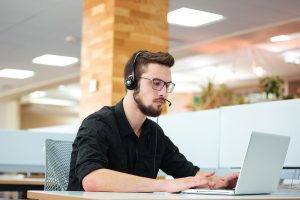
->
[32, 54, 79, 66]
[29, 91, 46, 99]
[0, 68, 34, 79]
[270, 35, 291, 42]
[282, 51, 300, 64]
[167, 7, 224, 27]
[253, 66, 265, 77]
[58, 85, 66, 91]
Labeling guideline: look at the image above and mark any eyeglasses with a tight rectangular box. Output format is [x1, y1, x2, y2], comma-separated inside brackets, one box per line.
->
[138, 77, 175, 93]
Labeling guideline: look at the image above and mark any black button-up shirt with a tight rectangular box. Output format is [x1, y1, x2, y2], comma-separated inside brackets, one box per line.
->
[67, 100, 199, 191]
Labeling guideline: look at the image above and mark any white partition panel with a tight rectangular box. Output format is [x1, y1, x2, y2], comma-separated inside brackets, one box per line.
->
[219, 99, 300, 168]
[0, 130, 76, 173]
[158, 109, 220, 168]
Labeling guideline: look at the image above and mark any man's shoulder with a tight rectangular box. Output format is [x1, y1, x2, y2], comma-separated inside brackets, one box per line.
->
[82, 106, 115, 126]
[75, 106, 119, 141]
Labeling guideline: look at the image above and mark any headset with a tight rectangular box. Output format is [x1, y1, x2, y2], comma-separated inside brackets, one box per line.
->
[125, 51, 144, 90]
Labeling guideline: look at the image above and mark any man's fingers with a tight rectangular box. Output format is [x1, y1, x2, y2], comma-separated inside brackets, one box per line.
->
[199, 171, 215, 177]
[193, 171, 239, 190]
[208, 180, 216, 189]
[189, 177, 210, 189]
[223, 172, 239, 180]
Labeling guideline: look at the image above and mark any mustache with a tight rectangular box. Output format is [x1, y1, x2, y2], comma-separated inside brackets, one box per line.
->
[154, 98, 171, 106]
[154, 98, 166, 103]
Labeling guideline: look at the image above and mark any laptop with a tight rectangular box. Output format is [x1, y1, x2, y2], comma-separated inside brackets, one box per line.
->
[182, 131, 290, 195]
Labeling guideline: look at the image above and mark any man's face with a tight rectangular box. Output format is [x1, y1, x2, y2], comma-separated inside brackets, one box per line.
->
[133, 63, 172, 117]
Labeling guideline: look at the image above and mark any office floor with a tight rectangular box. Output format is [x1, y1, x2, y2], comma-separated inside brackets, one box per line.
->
[0, 192, 14, 199]
[0, 192, 26, 200]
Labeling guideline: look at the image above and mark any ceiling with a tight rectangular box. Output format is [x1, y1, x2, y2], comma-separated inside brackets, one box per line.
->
[1, 0, 300, 103]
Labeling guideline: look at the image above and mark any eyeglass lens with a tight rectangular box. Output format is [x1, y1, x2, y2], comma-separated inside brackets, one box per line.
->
[152, 79, 174, 93]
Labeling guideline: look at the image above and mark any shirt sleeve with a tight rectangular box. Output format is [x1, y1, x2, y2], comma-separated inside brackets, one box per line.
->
[74, 120, 110, 185]
[160, 133, 200, 178]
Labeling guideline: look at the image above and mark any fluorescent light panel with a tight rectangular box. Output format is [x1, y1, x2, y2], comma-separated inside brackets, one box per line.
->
[29, 91, 47, 99]
[28, 98, 76, 106]
[0, 68, 34, 79]
[270, 32, 300, 42]
[32, 54, 78, 66]
[270, 35, 291, 42]
[168, 7, 224, 27]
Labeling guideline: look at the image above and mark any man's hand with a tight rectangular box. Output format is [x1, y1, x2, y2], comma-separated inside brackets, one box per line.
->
[205, 172, 239, 189]
[163, 176, 209, 193]
[222, 172, 239, 189]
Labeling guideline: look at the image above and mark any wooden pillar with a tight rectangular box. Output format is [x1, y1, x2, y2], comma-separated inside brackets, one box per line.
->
[80, 0, 169, 119]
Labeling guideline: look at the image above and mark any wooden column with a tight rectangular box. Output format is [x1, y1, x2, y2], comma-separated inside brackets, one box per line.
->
[80, 0, 169, 119]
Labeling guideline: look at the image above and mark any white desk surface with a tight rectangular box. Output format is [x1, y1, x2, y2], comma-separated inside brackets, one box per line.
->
[27, 189, 300, 200]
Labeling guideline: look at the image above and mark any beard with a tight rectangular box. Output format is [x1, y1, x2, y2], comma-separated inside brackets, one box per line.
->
[133, 89, 162, 117]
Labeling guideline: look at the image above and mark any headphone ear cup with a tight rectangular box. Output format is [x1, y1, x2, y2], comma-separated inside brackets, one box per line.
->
[125, 75, 136, 90]
[125, 51, 144, 90]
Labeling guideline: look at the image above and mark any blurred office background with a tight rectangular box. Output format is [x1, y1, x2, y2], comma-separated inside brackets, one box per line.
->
[1, 1, 300, 199]
[1, 0, 300, 130]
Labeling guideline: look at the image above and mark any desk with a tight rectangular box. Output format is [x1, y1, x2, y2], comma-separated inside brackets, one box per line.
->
[27, 189, 300, 200]
[0, 177, 44, 191]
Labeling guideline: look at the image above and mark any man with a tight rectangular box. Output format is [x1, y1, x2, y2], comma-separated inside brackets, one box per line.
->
[67, 50, 238, 192]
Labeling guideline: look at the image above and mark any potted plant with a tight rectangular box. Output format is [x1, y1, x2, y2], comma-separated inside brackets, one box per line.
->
[193, 81, 233, 110]
[260, 76, 284, 100]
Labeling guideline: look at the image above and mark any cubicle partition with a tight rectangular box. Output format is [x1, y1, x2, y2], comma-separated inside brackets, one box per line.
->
[158, 108, 220, 168]
[159, 99, 300, 169]
[0, 130, 75, 173]
[219, 99, 300, 168]
[0, 99, 299, 174]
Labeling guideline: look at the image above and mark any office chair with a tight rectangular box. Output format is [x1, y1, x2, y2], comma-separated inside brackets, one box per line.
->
[45, 139, 73, 191]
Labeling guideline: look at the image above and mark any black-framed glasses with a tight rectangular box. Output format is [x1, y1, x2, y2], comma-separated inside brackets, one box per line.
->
[138, 77, 175, 93]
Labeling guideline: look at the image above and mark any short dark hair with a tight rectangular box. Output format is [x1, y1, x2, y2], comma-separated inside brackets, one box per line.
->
[123, 50, 175, 84]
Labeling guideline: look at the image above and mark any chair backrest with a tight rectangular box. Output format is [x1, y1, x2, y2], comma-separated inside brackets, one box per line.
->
[45, 139, 73, 191]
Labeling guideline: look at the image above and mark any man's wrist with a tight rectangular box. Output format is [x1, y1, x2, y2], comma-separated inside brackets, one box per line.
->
[196, 171, 205, 177]
[154, 179, 168, 192]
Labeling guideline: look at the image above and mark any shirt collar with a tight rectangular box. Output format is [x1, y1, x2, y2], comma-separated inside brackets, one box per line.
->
[114, 99, 151, 138]
[114, 99, 133, 137]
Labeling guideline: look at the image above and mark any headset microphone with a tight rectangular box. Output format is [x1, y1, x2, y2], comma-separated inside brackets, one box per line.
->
[164, 99, 172, 107]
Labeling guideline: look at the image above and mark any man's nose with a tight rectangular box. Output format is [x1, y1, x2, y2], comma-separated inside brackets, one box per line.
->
[158, 84, 168, 96]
